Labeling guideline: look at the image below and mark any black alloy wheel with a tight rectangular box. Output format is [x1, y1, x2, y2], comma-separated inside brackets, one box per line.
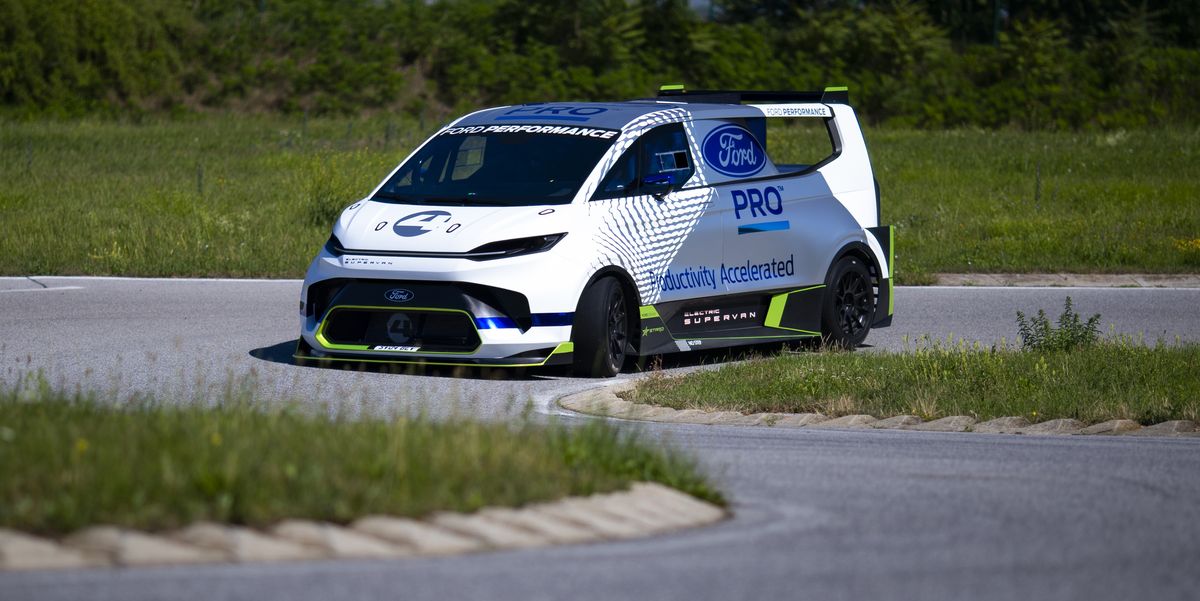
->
[605, 284, 628, 370]
[572, 277, 629, 377]
[820, 256, 875, 348]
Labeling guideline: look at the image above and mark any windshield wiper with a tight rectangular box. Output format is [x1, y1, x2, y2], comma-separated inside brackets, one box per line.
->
[372, 192, 514, 207]
[415, 196, 511, 207]
[371, 192, 425, 204]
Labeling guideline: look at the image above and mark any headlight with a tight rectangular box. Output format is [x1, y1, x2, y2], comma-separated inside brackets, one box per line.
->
[467, 233, 567, 261]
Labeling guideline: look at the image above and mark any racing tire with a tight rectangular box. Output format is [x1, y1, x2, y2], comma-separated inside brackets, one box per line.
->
[572, 277, 629, 378]
[820, 256, 875, 349]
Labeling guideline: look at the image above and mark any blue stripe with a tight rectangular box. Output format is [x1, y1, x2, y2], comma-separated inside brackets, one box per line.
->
[493, 115, 592, 122]
[737, 220, 791, 235]
[531, 312, 574, 327]
[474, 316, 518, 330]
[474, 313, 575, 330]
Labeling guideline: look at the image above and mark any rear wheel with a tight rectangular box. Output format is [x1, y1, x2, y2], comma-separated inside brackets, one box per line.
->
[820, 256, 875, 349]
[572, 277, 628, 377]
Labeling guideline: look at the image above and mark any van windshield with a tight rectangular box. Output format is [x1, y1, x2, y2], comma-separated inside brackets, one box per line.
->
[373, 125, 618, 206]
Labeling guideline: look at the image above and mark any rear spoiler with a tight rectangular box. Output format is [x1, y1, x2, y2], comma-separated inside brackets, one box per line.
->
[656, 85, 850, 105]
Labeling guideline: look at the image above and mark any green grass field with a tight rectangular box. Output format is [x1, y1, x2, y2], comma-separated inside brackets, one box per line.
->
[623, 339, 1200, 425]
[1, 117, 1197, 281]
[0, 373, 720, 536]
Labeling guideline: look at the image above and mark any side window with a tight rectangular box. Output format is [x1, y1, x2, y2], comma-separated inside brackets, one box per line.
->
[598, 149, 638, 197]
[593, 123, 694, 200]
[640, 123, 694, 186]
[762, 117, 837, 174]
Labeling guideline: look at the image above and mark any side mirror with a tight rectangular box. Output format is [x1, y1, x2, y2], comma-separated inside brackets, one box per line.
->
[641, 173, 676, 199]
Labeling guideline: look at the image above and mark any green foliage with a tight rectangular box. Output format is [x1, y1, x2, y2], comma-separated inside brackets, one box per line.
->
[1, 0, 1197, 129]
[1016, 297, 1102, 352]
[0, 373, 720, 535]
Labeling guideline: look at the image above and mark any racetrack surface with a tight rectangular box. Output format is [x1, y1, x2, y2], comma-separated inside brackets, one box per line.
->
[3, 277, 1199, 600]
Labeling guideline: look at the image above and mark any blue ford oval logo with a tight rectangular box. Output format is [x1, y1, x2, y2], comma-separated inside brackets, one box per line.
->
[385, 288, 414, 303]
[701, 124, 765, 178]
[393, 210, 452, 237]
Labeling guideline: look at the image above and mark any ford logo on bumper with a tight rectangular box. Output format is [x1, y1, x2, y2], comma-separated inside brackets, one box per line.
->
[385, 288, 414, 303]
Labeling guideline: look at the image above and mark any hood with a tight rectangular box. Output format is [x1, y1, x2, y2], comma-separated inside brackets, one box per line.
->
[332, 200, 573, 253]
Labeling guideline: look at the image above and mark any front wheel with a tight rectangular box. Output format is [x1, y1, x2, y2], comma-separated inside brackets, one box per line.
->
[572, 277, 629, 377]
[820, 256, 875, 349]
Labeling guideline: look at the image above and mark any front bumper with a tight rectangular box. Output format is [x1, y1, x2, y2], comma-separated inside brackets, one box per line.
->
[298, 276, 576, 368]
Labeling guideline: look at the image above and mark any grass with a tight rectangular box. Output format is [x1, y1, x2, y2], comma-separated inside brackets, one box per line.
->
[623, 338, 1200, 425]
[1, 117, 1197, 282]
[868, 127, 1200, 283]
[0, 374, 721, 536]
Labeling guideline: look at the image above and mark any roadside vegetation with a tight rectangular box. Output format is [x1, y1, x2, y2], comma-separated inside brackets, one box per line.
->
[0, 374, 720, 536]
[624, 299, 1200, 424]
[4, 1, 1197, 130]
[1, 120, 1195, 281]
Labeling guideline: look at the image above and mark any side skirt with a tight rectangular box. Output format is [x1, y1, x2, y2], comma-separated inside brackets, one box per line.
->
[636, 286, 824, 356]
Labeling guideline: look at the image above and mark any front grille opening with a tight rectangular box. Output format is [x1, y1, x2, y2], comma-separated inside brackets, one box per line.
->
[322, 308, 480, 353]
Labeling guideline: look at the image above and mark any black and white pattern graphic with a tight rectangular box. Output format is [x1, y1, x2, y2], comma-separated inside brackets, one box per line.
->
[587, 108, 716, 305]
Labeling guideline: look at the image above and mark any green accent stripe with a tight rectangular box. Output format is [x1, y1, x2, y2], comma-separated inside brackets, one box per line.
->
[765, 295, 788, 329]
[888, 225, 895, 316]
[659, 84, 685, 91]
[824, 85, 849, 92]
[296, 341, 573, 369]
[639, 305, 660, 320]
[764, 286, 824, 334]
[686, 334, 819, 342]
[295, 354, 550, 369]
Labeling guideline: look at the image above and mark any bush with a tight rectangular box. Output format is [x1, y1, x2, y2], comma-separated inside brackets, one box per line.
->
[1, 0, 1198, 129]
[1015, 296, 1102, 352]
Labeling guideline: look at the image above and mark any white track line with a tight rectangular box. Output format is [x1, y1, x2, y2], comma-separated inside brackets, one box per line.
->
[0, 286, 85, 294]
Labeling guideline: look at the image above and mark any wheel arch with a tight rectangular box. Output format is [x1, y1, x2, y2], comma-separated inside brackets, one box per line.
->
[825, 240, 885, 321]
[826, 241, 880, 284]
[578, 265, 642, 355]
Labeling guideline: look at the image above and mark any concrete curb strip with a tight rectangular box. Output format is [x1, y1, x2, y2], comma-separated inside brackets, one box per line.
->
[1080, 420, 1141, 435]
[532, 501, 646, 539]
[174, 522, 323, 562]
[973, 416, 1031, 434]
[0, 482, 725, 571]
[1019, 418, 1086, 435]
[906, 416, 977, 432]
[478, 508, 598, 544]
[351, 516, 484, 555]
[271, 520, 410, 558]
[810, 414, 877, 429]
[871, 415, 922, 429]
[0, 530, 102, 570]
[563, 386, 1198, 438]
[428, 513, 550, 549]
[933, 273, 1200, 288]
[64, 527, 225, 567]
[1125, 420, 1198, 436]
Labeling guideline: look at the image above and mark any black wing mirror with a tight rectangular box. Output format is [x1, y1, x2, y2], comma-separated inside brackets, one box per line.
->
[641, 173, 676, 200]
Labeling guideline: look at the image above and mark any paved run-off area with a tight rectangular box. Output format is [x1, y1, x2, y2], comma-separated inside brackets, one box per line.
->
[2, 277, 1200, 601]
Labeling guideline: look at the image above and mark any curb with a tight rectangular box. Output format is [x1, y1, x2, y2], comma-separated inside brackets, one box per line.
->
[0, 482, 724, 571]
[559, 383, 1200, 439]
[933, 273, 1200, 288]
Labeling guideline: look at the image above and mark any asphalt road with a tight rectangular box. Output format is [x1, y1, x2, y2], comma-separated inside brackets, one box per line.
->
[2, 277, 1199, 601]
